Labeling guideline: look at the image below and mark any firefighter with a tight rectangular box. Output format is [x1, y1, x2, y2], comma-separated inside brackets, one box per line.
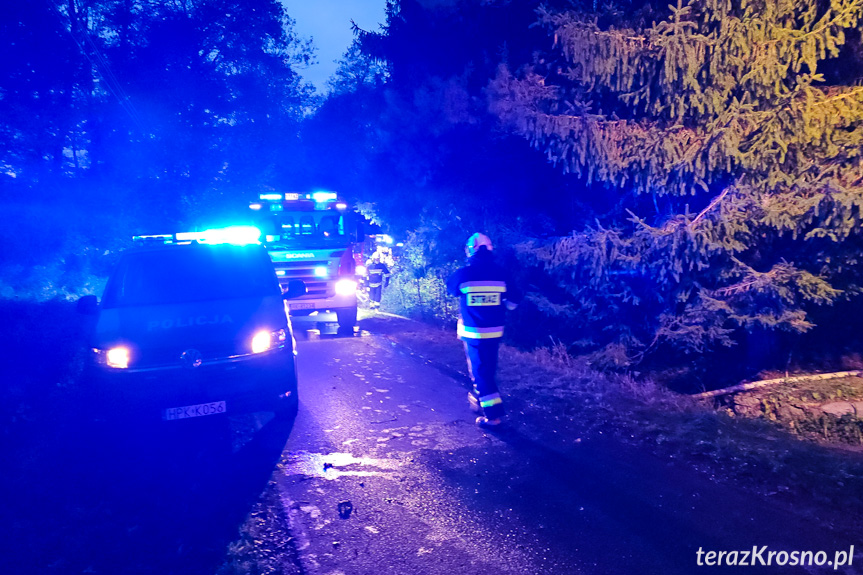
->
[366, 253, 390, 310]
[446, 233, 520, 428]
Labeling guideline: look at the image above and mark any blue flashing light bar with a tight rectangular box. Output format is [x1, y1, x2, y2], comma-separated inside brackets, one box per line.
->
[206, 226, 261, 245]
[255, 191, 341, 205]
[312, 191, 338, 203]
[131, 226, 262, 246]
[132, 234, 174, 244]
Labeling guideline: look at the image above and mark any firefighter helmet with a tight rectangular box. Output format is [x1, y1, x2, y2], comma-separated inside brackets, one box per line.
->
[465, 233, 493, 257]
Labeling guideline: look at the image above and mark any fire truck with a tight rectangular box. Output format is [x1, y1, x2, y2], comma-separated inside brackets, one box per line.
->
[248, 192, 363, 332]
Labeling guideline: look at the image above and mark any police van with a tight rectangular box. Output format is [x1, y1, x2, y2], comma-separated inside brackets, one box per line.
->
[77, 226, 305, 423]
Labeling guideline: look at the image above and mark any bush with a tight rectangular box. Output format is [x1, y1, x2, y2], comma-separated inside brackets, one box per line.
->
[0, 201, 131, 300]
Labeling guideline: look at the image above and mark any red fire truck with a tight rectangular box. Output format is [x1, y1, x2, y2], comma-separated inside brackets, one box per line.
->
[249, 192, 363, 332]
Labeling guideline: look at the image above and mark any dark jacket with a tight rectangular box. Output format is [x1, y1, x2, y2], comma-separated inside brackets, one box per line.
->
[446, 247, 519, 340]
[367, 261, 390, 287]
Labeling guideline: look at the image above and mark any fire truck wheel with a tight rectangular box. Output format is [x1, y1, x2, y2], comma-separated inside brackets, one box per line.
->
[337, 306, 358, 332]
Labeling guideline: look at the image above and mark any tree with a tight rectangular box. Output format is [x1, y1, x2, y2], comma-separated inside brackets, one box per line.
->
[0, 0, 315, 223]
[326, 39, 387, 95]
[491, 0, 863, 366]
[304, 0, 578, 235]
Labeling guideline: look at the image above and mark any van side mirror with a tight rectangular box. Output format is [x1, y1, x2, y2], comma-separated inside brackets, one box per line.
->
[77, 295, 99, 315]
[282, 280, 307, 300]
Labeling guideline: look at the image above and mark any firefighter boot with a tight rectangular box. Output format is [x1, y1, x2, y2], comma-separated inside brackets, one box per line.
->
[476, 416, 503, 428]
[467, 391, 481, 414]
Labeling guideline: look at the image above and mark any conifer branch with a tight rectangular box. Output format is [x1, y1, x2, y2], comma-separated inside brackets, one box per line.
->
[689, 187, 731, 227]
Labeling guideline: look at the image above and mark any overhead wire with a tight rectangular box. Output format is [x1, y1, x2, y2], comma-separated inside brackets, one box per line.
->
[45, 0, 148, 133]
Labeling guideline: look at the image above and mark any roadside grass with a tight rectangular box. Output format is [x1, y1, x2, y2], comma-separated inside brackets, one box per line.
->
[0, 298, 88, 432]
[218, 487, 302, 575]
[359, 309, 863, 529]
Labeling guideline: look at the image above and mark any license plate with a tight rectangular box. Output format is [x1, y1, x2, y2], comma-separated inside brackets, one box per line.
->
[290, 302, 315, 310]
[164, 401, 226, 421]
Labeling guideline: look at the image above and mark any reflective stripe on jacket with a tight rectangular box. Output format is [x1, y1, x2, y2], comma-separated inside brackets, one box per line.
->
[446, 248, 517, 341]
[367, 262, 390, 288]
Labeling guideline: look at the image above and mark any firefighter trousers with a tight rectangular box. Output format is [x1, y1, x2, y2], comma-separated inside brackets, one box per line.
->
[369, 284, 382, 306]
[463, 339, 504, 420]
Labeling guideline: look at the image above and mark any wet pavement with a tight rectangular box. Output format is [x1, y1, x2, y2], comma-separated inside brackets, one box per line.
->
[277, 331, 862, 574]
[4, 319, 861, 575]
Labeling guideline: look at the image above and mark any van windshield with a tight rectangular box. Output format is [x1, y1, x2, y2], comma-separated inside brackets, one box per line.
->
[101, 245, 279, 308]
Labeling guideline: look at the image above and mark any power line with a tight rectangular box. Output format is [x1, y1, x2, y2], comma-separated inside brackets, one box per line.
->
[45, 0, 147, 133]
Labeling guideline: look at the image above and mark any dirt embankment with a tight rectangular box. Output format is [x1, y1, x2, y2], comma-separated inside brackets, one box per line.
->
[710, 373, 863, 445]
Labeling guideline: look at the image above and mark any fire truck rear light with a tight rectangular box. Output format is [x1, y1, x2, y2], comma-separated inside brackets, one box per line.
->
[335, 279, 357, 296]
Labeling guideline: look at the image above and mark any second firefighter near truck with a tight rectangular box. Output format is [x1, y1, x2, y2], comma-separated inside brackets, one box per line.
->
[249, 192, 364, 333]
[366, 252, 391, 309]
[447, 233, 520, 428]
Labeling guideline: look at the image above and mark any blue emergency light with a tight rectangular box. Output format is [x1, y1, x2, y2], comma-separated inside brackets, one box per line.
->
[134, 226, 262, 246]
[312, 191, 338, 203]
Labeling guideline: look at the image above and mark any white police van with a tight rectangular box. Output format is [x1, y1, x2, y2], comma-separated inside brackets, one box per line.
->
[77, 226, 305, 423]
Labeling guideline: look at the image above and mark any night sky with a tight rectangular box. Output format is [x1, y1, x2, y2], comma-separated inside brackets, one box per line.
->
[281, 0, 387, 91]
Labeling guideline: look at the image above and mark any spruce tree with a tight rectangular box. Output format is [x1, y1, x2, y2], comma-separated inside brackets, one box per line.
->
[491, 0, 863, 365]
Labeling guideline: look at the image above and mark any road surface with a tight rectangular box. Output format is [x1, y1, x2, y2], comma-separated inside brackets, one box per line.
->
[5, 323, 860, 575]
[276, 330, 861, 574]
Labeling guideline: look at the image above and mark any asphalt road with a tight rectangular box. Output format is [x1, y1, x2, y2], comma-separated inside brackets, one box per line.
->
[279, 331, 862, 575]
[5, 322, 860, 575]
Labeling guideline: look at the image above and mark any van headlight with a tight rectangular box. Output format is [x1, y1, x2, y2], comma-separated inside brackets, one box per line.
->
[251, 328, 286, 354]
[335, 279, 357, 296]
[93, 346, 130, 369]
